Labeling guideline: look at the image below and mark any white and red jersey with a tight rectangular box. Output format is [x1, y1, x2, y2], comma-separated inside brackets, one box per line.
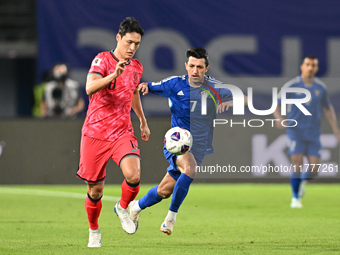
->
[82, 50, 143, 142]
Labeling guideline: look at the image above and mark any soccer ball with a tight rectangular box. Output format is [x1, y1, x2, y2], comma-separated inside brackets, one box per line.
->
[164, 127, 193, 155]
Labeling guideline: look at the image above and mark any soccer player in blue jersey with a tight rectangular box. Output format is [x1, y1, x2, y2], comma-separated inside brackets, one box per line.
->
[129, 48, 238, 235]
[273, 55, 340, 208]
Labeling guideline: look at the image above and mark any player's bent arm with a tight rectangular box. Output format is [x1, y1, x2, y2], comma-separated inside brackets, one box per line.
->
[86, 73, 116, 95]
[86, 60, 127, 95]
[132, 88, 147, 124]
[323, 106, 340, 141]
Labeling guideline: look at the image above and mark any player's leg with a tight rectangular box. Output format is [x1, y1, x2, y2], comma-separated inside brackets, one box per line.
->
[120, 156, 141, 208]
[290, 153, 304, 198]
[77, 135, 109, 247]
[134, 172, 176, 211]
[302, 139, 322, 181]
[130, 173, 176, 229]
[304, 155, 321, 179]
[86, 182, 104, 229]
[288, 137, 305, 208]
[110, 133, 141, 234]
[86, 182, 104, 247]
[169, 152, 196, 213]
[299, 139, 322, 198]
[114, 156, 141, 234]
[161, 152, 197, 235]
[290, 153, 304, 208]
[299, 155, 321, 197]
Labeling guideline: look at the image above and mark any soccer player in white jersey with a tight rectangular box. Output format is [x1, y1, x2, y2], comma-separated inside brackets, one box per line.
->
[273, 55, 340, 208]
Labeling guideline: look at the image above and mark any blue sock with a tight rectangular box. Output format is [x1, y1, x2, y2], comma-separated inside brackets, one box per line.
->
[301, 168, 316, 181]
[138, 185, 163, 210]
[290, 171, 301, 199]
[169, 173, 193, 213]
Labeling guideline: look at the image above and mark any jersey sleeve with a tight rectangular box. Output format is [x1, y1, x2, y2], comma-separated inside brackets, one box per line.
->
[218, 87, 233, 102]
[278, 81, 294, 104]
[204, 76, 233, 102]
[88, 53, 107, 77]
[321, 87, 332, 108]
[133, 59, 143, 85]
[148, 76, 179, 97]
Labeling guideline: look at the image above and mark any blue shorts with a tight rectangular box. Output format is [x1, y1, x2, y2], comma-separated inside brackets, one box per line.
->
[163, 146, 204, 181]
[288, 136, 321, 157]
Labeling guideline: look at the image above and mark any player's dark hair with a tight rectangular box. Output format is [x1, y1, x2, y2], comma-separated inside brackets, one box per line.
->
[118, 17, 144, 38]
[302, 55, 318, 64]
[186, 48, 209, 67]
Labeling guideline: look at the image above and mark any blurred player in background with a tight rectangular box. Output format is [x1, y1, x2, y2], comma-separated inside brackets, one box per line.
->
[273, 55, 340, 208]
[131, 48, 244, 235]
[76, 17, 150, 247]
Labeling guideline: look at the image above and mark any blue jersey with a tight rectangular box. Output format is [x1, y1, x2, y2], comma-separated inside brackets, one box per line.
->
[278, 76, 332, 140]
[148, 75, 232, 160]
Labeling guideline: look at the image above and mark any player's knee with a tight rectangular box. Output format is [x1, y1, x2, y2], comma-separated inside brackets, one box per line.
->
[125, 173, 140, 184]
[291, 160, 303, 168]
[182, 166, 197, 179]
[157, 187, 171, 199]
[88, 190, 103, 200]
[87, 183, 104, 200]
[158, 192, 171, 199]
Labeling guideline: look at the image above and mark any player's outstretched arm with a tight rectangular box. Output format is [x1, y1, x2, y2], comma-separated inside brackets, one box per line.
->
[132, 88, 150, 141]
[138, 82, 149, 95]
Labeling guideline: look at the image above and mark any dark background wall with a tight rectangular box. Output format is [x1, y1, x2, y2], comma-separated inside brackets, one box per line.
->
[0, 58, 36, 117]
[0, 117, 338, 184]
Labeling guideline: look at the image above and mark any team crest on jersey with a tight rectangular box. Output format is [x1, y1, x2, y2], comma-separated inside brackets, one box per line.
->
[314, 89, 320, 96]
[133, 72, 138, 84]
[92, 58, 102, 66]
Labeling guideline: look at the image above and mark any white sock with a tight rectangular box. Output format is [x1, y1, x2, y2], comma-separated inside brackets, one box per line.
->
[165, 210, 177, 222]
[132, 200, 142, 214]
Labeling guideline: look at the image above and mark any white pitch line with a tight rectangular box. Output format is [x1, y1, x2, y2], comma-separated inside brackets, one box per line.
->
[0, 187, 120, 201]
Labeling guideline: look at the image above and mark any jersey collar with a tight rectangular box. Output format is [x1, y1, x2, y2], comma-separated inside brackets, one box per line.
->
[110, 50, 131, 65]
[187, 74, 207, 88]
[300, 75, 314, 87]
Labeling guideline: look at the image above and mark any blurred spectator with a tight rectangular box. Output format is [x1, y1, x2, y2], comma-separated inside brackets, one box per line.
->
[41, 63, 85, 118]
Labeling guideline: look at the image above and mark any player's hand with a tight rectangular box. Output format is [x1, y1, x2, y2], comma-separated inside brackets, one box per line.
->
[138, 83, 149, 95]
[217, 101, 233, 113]
[140, 122, 151, 141]
[114, 60, 127, 78]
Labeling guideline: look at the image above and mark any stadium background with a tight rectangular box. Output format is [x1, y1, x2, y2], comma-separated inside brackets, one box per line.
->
[0, 0, 339, 184]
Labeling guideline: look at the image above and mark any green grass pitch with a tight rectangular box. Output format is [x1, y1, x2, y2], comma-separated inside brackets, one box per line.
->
[0, 183, 339, 254]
